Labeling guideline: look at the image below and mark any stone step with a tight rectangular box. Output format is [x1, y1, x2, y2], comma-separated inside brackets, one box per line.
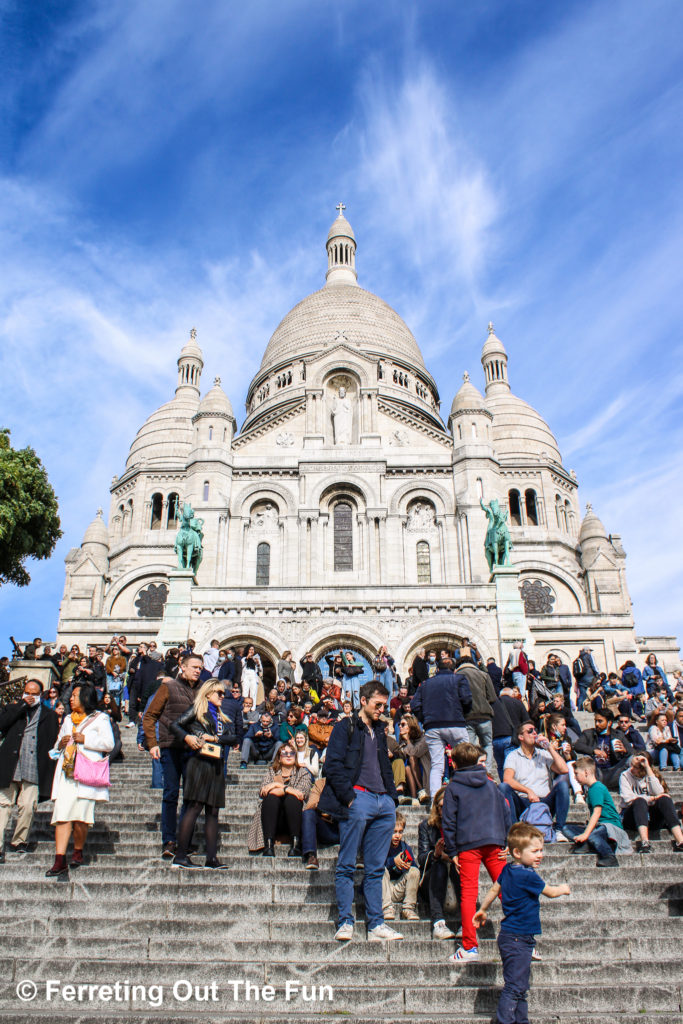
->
[0, 1015, 677, 1024]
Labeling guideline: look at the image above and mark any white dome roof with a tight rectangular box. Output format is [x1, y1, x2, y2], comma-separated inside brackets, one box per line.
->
[327, 214, 356, 243]
[198, 377, 234, 419]
[450, 372, 488, 417]
[82, 509, 108, 548]
[126, 392, 199, 469]
[579, 503, 608, 544]
[259, 284, 426, 373]
[486, 391, 562, 462]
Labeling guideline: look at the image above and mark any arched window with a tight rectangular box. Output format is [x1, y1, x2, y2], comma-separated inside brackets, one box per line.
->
[256, 542, 270, 586]
[333, 502, 353, 571]
[508, 489, 521, 526]
[457, 424, 462, 440]
[525, 489, 538, 526]
[167, 493, 179, 529]
[208, 425, 213, 441]
[471, 422, 477, 439]
[565, 499, 573, 533]
[125, 498, 134, 534]
[555, 495, 567, 531]
[416, 541, 431, 584]
[203, 481, 210, 501]
[150, 493, 163, 530]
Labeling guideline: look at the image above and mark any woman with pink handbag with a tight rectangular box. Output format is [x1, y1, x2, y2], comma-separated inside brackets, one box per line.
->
[46, 683, 114, 878]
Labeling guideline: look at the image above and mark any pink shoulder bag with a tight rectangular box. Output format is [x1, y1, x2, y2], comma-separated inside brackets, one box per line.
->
[73, 716, 111, 788]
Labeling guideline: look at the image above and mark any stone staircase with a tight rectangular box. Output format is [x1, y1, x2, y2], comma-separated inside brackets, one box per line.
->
[1, 730, 682, 1023]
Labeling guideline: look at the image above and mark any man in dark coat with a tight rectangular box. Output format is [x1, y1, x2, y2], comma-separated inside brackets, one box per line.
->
[319, 681, 399, 942]
[0, 679, 59, 859]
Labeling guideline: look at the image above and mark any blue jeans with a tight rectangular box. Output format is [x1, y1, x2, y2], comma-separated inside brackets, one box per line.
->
[657, 746, 681, 771]
[151, 758, 164, 789]
[425, 726, 468, 799]
[498, 775, 570, 829]
[466, 720, 494, 773]
[302, 808, 339, 855]
[335, 790, 396, 930]
[493, 737, 514, 779]
[159, 747, 190, 845]
[561, 823, 614, 859]
[496, 931, 535, 1024]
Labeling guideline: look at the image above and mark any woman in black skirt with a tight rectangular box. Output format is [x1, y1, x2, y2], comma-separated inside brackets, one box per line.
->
[170, 679, 235, 869]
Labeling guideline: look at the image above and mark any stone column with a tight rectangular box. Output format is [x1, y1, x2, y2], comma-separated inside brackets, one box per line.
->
[158, 570, 196, 647]
[491, 565, 535, 667]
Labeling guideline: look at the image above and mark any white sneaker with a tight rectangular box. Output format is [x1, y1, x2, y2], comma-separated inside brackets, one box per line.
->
[574, 793, 586, 805]
[433, 920, 456, 940]
[449, 945, 479, 962]
[334, 923, 353, 941]
[368, 924, 404, 941]
[555, 833, 569, 843]
[531, 948, 542, 961]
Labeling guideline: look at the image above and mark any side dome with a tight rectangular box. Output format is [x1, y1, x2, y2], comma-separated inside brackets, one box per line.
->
[126, 392, 199, 470]
[486, 391, 562, 463]
[82, 508, 108, 548]
[259, 284, 427, 373]
[450, 372, 488, 417]
[197, 377, 234, 419]
[579, 503, 608, 545]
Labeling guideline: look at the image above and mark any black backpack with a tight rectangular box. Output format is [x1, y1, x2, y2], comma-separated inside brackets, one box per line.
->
[572, 656, 585, 678]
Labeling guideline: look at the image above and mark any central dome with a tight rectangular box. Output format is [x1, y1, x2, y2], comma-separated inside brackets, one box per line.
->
[259, 284, 427, 373]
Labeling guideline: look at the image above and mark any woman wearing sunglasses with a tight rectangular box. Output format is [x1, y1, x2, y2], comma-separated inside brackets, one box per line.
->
[169, 680, 235, 870]
[247, 742, 313, 858]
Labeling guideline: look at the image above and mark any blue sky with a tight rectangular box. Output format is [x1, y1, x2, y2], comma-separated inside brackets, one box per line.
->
[1, 0, 682, 647]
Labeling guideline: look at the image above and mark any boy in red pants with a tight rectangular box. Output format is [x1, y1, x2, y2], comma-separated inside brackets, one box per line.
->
[442, 741, 511, 961]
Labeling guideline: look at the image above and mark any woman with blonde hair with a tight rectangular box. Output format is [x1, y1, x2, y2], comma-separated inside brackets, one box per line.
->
[169, 679, 235, 869]
[293, 728, 319, 777]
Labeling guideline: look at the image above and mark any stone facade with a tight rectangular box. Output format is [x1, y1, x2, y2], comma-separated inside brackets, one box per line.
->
[57, 211, 680, 677]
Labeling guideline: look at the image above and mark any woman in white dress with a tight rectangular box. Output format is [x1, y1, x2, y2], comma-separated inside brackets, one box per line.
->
[241, 645, 263, 704]
[46, 683, 114, 878]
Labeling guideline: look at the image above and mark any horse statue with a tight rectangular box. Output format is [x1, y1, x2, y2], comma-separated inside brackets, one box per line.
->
[174, 501, 204, 574]
[480, 497, 511, 572]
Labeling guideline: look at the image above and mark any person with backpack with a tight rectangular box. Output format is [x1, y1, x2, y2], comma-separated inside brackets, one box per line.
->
[442, 742, 511, 962]
[572, 647, 599, 709]
[498, 721, 571, 830]
[504, 642, 528, 692]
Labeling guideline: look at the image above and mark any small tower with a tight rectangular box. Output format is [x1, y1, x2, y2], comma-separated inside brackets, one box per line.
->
[481, 322, 510, 395]
[176, 327, 204, 396]
[325, 203, 357, 286]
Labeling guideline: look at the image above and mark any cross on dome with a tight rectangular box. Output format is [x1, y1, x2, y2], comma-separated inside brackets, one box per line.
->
[487, 322, 495, 335]
[190, 327, 197, 340]
[214, 376, 221, 387]
[463, 371, 470, 383]
[335, 202, 346, 217]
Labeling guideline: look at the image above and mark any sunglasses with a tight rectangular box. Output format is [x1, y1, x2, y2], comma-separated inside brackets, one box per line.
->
[280, 750, 295, 757]
[215, 690, 226, 697]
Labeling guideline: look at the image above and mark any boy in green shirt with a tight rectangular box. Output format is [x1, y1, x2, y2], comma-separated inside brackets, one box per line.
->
[561, 756, 631, 866]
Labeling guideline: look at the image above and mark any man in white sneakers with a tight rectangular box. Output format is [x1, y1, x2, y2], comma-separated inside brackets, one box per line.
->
[318, 681, 404, 942]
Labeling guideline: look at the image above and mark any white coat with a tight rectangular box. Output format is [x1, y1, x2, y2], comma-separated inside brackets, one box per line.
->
[50, 712, 115, 802]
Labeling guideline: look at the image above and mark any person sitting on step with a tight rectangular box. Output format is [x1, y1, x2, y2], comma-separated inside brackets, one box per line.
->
[573, 709, 633, 790]
[561, 756, 631, 867]
[417, 786, 458, 941]
[397, 715, 431, 806]
[382, 812, 420, 922]
[619, 754, 683, 853]
[247, 742, 313, 857]
[240, 712, 277, 768]
[498, 721, 571, 830]
[646, 711, 681, 772]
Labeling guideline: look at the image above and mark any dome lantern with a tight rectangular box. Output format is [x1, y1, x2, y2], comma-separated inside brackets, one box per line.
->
[176, 327, 204, 396]
[325, 203, 358, 286]
[481, 322, 510, 395]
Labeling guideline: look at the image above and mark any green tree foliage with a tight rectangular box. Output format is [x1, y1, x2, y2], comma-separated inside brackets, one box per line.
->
[0, 429, 62, 586]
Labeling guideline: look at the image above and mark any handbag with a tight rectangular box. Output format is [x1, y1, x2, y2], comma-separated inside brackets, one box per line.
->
[198, 741, 222, 760]
[664, 740, 681, 754]
[308, 720, 334, 748]
[73, 749, 110, 788]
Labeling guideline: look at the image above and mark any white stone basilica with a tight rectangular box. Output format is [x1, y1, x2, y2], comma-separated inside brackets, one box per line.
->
[57, 209, 680, 679]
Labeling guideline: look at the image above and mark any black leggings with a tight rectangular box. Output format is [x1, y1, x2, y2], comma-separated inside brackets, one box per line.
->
[422, 859, 459, 923]
[177, 800, 219, 860]
[622, 795, 679, 833]
[261, 793, 303, 842]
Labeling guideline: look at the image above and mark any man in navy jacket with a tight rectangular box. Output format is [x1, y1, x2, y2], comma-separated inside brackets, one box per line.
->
[410, 657, 472, 798]
[319, 681, 399, 943]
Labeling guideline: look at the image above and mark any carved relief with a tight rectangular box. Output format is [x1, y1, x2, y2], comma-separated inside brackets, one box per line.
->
[250, 502, 279, 532]
[275, 432, 295, 447]
[389, 428, 409, 447]
[406, 500, 437, 533]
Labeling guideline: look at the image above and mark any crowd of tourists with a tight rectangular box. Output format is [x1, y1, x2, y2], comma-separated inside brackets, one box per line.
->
[2, 634, 683, 1023]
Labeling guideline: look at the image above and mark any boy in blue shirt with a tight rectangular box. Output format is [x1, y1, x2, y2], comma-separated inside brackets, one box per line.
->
[473, 822, 571, 1024]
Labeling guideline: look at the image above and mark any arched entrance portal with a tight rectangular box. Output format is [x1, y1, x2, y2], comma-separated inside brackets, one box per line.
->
[403, 632, 464, 679]
[218, 636, 279, 703]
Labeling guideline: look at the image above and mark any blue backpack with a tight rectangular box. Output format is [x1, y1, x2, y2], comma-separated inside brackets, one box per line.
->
[520, 802, 556, 843]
